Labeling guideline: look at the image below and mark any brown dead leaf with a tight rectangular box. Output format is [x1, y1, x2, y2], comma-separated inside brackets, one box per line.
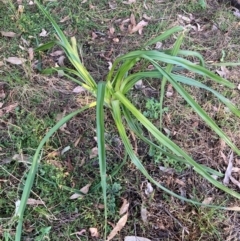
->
[166, 84, 173, 98]
[50, 50, 64, 57]
[141, 205, 148, 223]
[113, 38, 119, 43]
[106, 213, 128, 241]
[0, 61, 4, 67]
[65, 157, 74, 172]
[216, 66, 230, 79]
[6, 57, 26, 65]
[143, 13, 151, 21]
[155, 41, 162, 49]
[108, 62, 113, 70]
[109, 0, 117, 9]
[89, 4, 96, 9]
[125, 236, 151, 241]
[60, 15, 70, 23]
[58, 56, 65, 66]
[159, 166, 175, 174]
[233, 9, 240, 18]
[91, 31, 98, 40]
[119, 199, 129, 215]
[232, 167, 240, 173]
[134, 79, 145, 90]
[56, 111, 70, 133]
[145, 182, 153, 196]
[177, 14, 192, 24]
[129, 20, 148, 34]
[27, 198, 45, 205]
[230, 176, 240, 189]
[109, 26, 115, 36]
[119, 18, 130, 32]
[39, 29, 48, 37]
[0, 103, 18, 117]
[28, 48, 34, 61]
[72, 229, 86, 236]
[175, 178, 185, 186]
[89, 147, 98, 159]
[47, 159, 63, 169]
[89, 227, 99, 238]
[201, 197, 213, 205]
[123, 0, 136, 4]
[122, 18, 130, 24]
[73, 86, 86, 93]
[1, 31, 17, 37]
[12, 154, 29, 163]
[74, 136, 82, 147]
[130, 13, 136, 26]
[0, 88, 6, 99]
[47, 150, 60, 158]
[96, 203, 104, 209]
[18, 5, 24, 14]
[223, 152, 233, 185]
[21, 36, 30, 46]
[69, 183, 91, 199]
[225, 206, 240, 211]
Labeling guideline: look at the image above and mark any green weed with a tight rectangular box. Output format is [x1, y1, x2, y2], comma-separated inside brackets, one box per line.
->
[13, 2, 240, 240]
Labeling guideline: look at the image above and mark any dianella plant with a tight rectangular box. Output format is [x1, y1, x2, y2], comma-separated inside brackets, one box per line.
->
[15, 1, 240, 240]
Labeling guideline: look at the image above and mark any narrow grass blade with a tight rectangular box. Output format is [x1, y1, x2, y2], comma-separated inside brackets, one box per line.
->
[114, 91, 240, 200]
[172, 74, 240, 118]
[96, 82, 107, 239]
[159, 32, 184, 130]
[15, 102, 96, 241]
[112, 100, 231, 208]
[163, 49, 205, 67]
[145, 26, 184, 47]
[177, 50, 205, 67]
[35, 41, 57, 52]
[161, 49, 205, 67]
[93, 152, 128, 190]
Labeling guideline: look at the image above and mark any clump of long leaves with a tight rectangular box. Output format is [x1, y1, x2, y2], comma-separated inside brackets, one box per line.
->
[15, 1, 240, 240]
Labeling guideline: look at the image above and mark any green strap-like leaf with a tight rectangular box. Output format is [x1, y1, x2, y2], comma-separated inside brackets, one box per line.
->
[114, 91, 240, 200]
[122, 106, 224, 177]
[144, 26, 184, 47]
[35, 0, 97, 89]
[116, 50, 235, 88]
[159, 32, 184, 130]
[15, 102, 96, 241]
[96, 82, 107, 239]
[121, 70, 240, 118]
[112, 99, 232, 208]
[144, 58, 240, 156]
